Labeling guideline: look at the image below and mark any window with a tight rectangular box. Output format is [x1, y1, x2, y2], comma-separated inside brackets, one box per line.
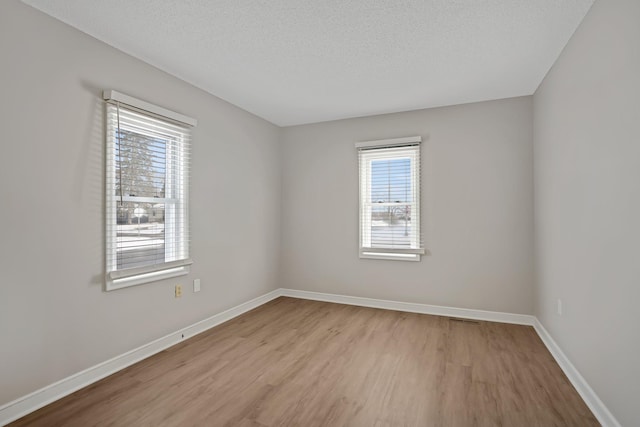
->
[357, 136, 425, 261]
[104, 90, 196, 290]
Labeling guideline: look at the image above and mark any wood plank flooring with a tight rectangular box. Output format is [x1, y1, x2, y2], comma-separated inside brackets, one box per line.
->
[10, 297, 599, 426]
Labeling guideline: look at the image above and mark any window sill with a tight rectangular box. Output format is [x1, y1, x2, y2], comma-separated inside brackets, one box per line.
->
[360, 251, 422, 262]
[106, 264, 190, 291]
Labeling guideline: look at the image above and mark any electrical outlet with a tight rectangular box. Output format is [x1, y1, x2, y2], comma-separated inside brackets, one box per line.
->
[175, 284, 183, 298]
[557, 299, 563, 316]
[193, 279, 201, 293]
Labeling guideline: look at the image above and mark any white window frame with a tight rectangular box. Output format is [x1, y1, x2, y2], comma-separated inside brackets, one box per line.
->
[357, 136, 425, 261]
[104, 90, 196, 290]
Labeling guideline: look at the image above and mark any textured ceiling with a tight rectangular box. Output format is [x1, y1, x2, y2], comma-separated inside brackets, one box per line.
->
[22, 0, 593, 126]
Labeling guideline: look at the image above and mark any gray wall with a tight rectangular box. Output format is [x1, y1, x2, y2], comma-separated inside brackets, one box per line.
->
[281, 97, 534, 314]
[0, 1, 281, 405]
[533, 0, 640, 425]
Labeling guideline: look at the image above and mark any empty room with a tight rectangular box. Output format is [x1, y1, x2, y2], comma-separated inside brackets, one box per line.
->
[0, 0, 638, 426]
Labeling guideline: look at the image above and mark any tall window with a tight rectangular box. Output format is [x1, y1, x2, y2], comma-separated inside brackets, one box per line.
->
[104, 90, 195, 290]
[357, 136, 424, 261]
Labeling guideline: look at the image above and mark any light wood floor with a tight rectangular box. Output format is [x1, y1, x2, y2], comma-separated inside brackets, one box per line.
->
[10, 297, 598, 427]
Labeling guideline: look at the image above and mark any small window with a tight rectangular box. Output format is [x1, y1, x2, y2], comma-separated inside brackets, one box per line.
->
[104, 90, 195, 290]
[357, 136, 425, 261]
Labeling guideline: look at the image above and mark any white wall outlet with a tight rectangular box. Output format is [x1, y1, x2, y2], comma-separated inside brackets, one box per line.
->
[193, 279, 201, 293]
[557, 298, 563, 316]
[175, 284, 183, 298]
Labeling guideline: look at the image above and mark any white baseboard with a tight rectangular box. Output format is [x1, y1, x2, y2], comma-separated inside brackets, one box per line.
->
[533, 319, 621, 427]
[280, 288, 536, 325]
[0, 289, 282, 427]
[1, 288, 619, 427]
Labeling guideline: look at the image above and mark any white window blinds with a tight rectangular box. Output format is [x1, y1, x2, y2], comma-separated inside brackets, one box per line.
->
[357, 136, 425, 261]
[104, 91, 194, 290]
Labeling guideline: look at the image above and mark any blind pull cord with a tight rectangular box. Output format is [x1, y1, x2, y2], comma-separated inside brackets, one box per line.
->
[116, 101, 123, 207]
